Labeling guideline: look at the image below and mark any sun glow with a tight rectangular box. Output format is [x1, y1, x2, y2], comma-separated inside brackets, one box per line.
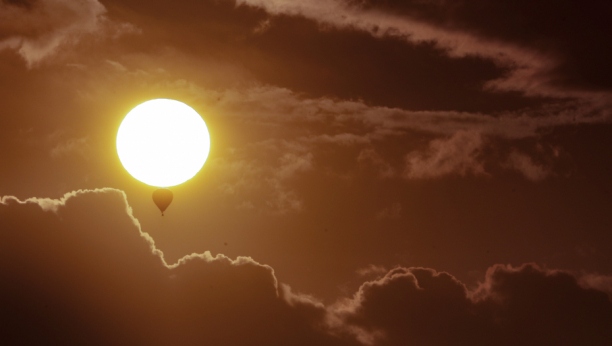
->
[117, 99, 210, 187]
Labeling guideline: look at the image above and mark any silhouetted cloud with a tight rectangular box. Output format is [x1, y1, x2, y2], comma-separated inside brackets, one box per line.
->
[580, 273, 612, 300]
[334, 264, 612, 345]
[1, 189, 611, 345]
[0, 189, 358, 345]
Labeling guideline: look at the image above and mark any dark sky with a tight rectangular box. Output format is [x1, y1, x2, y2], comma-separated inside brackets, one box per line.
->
[1, 0, 612, 345]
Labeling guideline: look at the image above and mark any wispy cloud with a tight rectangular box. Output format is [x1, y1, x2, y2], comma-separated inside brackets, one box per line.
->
[404, 130, 487, 179]
[0, 0, 137, 67]
[235, 0, 592, 101]
[212, 85, 606, 139]
[105, 59, 128, 72]
[50, 136, 90, 158]
[375, 203, 402, 220]
[358, 148, 395, 178]
[503, 150, 552, 182]
[355, 264, 388, 277]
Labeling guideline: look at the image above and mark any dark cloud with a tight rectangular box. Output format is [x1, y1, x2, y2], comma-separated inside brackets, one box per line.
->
[98, 0, 550, 112]
[0, 189, 359, 345]
[1, 189, 611, 345]
[337, 264, 612, 345]
[349, 0, 612, 91]
[240, 15, 535, 112]
[237, 0, 612, 107]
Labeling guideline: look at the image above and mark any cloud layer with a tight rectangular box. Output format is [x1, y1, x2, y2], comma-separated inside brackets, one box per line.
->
[1, 189, 611, 345]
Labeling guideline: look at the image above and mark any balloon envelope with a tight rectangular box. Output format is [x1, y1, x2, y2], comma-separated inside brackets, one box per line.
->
[152, 188, 173, 216]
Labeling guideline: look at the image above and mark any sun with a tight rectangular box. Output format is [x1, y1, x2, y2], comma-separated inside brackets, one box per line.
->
[117, 99, 210, 187]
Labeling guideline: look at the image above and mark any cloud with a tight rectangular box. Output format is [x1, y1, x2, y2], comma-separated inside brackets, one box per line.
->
[503, 150, 552, 182]
[375, 203, 401, 220]
[358, 148, 395, 178]
[166, 82, 606, 183]
[78, 66, 607, 185]
[0, 0, 136, 67]
[267, 152, 314, 213]
[1, 190, 611, 345]
[50, 136, 90, 158]
[105, 59, 128, 72]
[211, 85, 606, 140]
[267, 180, 305, 214]
[580, 274, 612, 300]
[234, 0, 568, 99]
[355, 264, 388, 277]
[333, 264, 612, 346]
[253, 18, 272, 35]
[276, 152, 314, 180]
[302, 133, 371, 146]
[236, 200, 255, 210]
[236, 0, 612, 108]
[209, 144, 313, 213]
[404, 130, 487, 179]
[209, 84, 573, 182]
[160, 82, 604, 184]
[236, 0, 526, 61]
[0, 189, 358, 345]
[348, 0, 612, 93]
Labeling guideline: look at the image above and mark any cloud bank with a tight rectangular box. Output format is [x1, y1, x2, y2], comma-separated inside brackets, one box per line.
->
[1, 189, 611, 345]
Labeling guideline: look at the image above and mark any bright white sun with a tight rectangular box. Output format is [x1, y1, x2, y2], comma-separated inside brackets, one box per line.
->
[117, 99, 210, 187]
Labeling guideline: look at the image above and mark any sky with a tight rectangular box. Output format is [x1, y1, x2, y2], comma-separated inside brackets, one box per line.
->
[1, 0, 612, 344]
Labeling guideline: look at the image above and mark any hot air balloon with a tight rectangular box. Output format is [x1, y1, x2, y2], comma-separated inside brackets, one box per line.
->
[152, 188, 173, 216]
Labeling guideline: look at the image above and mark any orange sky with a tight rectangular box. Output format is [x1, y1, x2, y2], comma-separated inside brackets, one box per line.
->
[1, 0, 612, 345]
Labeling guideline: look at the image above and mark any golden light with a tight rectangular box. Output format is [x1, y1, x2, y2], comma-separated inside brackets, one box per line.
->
[117, 99, 210, 187]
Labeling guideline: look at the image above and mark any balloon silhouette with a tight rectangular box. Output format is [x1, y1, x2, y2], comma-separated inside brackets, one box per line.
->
[152, 188, 173, 216]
